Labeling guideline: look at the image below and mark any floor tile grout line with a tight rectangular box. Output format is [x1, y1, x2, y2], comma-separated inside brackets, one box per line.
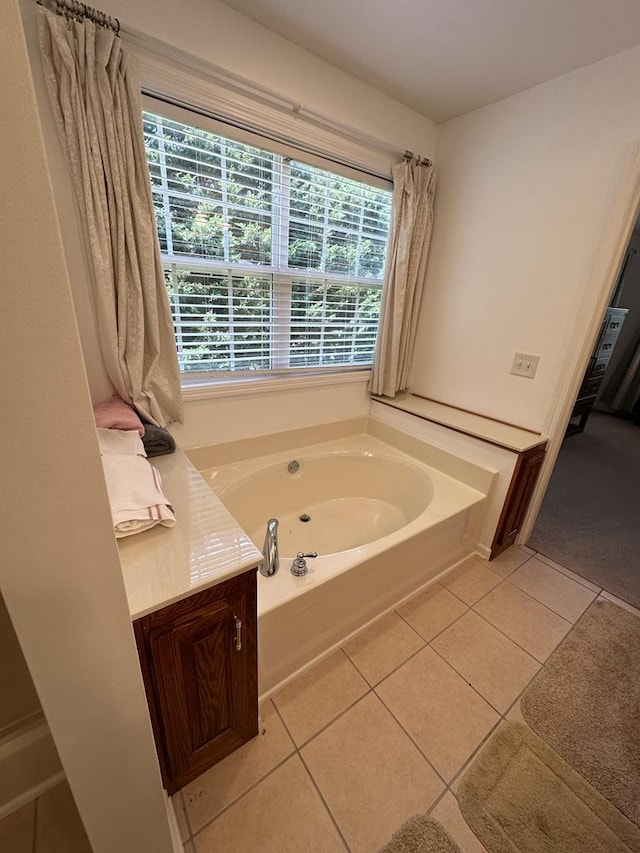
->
[372, 687, 450, 789]
[441, 567, 506, 610]
[506, 569, 599, 623]
[393, 592, 472, 646]
[340, 641, 376, 685]
[442, 573, 544, 652]
[445, 715, 505, 797]
[426, 640, 521, 719]
[187, 683, 361, 842]
[463, 549, 589, 620]
[394, 550, 535, 646]
[484, 548, 537, 580]
[183, 699, 298, 838]
[426, 783, 451, 817]
[177, 789, 193, 845]
[447, 604, 549, 667]
[273, 694, 353, 851]
[502, 673, 543, 722]
[188, 751, 295, 840]
[282, 684, 374, 752]
[270, 695, 298, 747]
[469, 607, 558, 665]
[341, 628, 427, 690]
[446, 669, 541, 796]
[296, 751, 352, 852]
[426, 707, 511, 817]
[532, 550, 606, 594]
[344, 628, 435, 693]
[439, 581, 477, 608]
[531, 552, 604, 594]
[470, 578, 576, 658]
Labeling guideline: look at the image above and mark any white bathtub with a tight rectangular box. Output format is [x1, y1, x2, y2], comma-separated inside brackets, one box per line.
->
[200, 432, 491, 694]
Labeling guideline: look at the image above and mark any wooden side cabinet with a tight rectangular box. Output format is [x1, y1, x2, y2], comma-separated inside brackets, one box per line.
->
[134, 568, 258, 793]
[490, 443, 547, 560]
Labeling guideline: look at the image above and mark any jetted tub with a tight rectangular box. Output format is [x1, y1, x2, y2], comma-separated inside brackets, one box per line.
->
[200, 432, 491, 694]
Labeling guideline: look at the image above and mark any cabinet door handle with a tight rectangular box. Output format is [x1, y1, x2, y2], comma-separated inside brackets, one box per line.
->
[234, 616, 242, 651]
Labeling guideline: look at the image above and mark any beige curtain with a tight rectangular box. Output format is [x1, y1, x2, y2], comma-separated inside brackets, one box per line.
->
[38, 6, 183, 426]
[369, 158, 436, 397]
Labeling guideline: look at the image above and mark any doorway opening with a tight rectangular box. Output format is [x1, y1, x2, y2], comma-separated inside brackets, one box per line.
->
[528, 226, 640, 608]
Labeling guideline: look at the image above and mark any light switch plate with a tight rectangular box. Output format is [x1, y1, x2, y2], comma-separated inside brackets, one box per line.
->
[511, 352, 540, 378]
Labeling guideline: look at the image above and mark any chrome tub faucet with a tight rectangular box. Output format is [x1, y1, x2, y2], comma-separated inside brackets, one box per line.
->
[261, 518, 279, 577]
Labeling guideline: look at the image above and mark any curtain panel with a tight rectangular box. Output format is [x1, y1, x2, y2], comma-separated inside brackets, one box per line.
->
[38, 6, 183, 426]
[369, 158, 436, 398]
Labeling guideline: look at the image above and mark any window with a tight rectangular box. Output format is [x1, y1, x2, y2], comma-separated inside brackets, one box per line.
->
[143, 111, 392, 378]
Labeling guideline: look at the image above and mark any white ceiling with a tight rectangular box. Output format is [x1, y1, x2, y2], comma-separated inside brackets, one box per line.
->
[219, 0, 640, 122]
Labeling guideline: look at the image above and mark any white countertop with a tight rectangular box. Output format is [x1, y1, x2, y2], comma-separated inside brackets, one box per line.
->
[118, 449, 262, 620]
[372, 393, 547, 453]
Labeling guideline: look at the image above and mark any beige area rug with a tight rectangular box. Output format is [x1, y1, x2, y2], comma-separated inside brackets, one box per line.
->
[379, 814, 461, 853]
[457, 721, 640, 852]
[521, 599, 640, 825]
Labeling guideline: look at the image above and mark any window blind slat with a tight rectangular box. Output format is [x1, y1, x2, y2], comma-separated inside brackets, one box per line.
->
[145, 109, 391, 374]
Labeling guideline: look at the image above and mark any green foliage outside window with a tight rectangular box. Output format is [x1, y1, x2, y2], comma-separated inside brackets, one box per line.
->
[144, 111, 392, 373]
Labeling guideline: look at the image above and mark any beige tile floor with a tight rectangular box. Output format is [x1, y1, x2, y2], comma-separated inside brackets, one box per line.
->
[0, 781, 91, 853]
[176, 546, 615, 853]
[3, 546, 637, 852]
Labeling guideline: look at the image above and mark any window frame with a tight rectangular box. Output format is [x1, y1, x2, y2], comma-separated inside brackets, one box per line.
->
[142, 96, 393, 397]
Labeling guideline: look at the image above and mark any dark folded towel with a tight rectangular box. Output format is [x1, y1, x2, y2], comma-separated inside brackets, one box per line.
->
[141, 423, 176, 457]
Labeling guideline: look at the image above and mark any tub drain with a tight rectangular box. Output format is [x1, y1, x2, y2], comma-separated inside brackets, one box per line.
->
[299, 513, 311, 523]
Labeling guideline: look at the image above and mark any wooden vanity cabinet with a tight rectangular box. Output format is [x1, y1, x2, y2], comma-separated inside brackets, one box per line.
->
[490, 443, 547, 559]
[134, 568, 258, 794]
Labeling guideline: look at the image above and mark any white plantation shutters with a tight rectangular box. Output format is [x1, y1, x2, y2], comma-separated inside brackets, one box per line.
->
[143, 111, 392, 375]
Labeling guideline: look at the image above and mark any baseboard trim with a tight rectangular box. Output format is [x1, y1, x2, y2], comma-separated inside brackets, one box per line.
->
[476, 543, 491, 560]
[165, 792, 185, 853]
[0, 772, 66, 821]
[0, 717, 64, 819]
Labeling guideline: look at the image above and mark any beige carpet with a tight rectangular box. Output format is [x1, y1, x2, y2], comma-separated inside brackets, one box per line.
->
[457, 721, 640, 853]
[379, 815, 461, 853]
[521, 600, 640, 825]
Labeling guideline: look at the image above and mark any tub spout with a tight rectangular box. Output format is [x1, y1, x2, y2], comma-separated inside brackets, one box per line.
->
[261, 518, 279, 577]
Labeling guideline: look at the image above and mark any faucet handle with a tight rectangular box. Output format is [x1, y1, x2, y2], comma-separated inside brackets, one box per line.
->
[290, 551, 317, 577]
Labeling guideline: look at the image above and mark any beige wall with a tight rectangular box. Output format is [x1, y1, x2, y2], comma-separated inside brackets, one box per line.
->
[0, 1, 174, 848]
[107, 0, 438, 158]
[0, 597, 40, 734]
[411, 46, 640, 435]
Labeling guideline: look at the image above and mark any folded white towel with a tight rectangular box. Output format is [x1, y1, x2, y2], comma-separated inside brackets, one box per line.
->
[97, 428, 146, 458]
[101, 454, 176, 538]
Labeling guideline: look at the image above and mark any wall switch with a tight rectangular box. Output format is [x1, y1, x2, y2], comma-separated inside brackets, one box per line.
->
[511, 352, 540, 378]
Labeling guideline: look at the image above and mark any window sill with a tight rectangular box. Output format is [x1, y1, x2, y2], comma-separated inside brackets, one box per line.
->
[181, 369, 372, 402]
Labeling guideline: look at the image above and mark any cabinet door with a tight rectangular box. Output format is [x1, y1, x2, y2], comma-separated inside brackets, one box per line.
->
[135, 570, 258, 792]
[490, 445, 546, 559]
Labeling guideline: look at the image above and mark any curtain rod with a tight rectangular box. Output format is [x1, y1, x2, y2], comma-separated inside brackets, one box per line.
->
[404, 150, 433, 168]
[122, 26, 419, 165]
[143, 89, 394, 186]
[36, 0, 120, 34]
